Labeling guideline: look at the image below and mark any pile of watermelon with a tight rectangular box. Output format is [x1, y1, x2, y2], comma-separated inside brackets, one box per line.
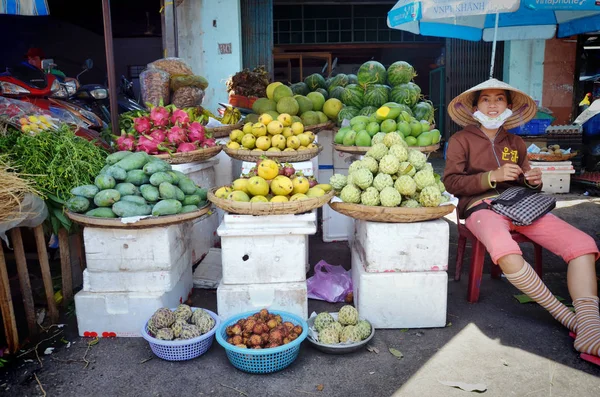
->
[337, 60, 435, 127]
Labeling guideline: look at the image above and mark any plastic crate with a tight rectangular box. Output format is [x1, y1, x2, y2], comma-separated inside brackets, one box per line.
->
[508, 119, 552, 136]
[215, 310, 308, 374]
[141, 308, 220, 361]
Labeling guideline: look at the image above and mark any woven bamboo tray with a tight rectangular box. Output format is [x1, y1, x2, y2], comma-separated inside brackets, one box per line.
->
[329, 201, 455, 223]
[152, 145, 223, 164]
[527, 152, 578, 162]
[206, 122, 244, 138]
[66, 203, 211, 229]
[223, 144, 323, 163]
[305, 121, 335, 133]
[333, 143, 440, 155]
[208, 187, 335, 215]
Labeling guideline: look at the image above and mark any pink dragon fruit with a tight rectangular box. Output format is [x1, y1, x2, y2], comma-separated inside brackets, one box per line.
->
[177, 142, 198, 153]
[187, 122, 206, 143]
[116, 130, 136, 151]
[136, 135, 161, 154]
[134, 117, 151, 134]
[166, 126, 188, 145]
[171, 109, 190, 125]
[202, 138, 216, 148]
[150, 129, 167, 143]
[150, 106, 170, 127]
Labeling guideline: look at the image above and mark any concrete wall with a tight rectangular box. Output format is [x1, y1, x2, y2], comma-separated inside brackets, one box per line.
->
[542, 38, 577, 125]
[176, 0, 243, 113]
[503, 40, 546, 106]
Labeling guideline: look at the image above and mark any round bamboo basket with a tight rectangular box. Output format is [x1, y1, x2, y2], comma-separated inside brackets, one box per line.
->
[306, 121, 335, 133]
[206, 122, 244, 139]
[333, 144, 370, 154]
[527, 152, 577, 162]
[66, 203, 211, 229]
[223, 144, 323, 163]
[152, 145, 223, 164]
[208, 187, 334, 215]
[329, 201, 455, 223]
[409, 143, 440, 153]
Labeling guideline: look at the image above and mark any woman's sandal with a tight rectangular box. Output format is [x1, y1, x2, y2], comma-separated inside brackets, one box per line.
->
[569, 332, 600, 366]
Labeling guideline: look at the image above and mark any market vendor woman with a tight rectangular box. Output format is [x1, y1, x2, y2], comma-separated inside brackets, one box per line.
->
[443, 79, 600, 358]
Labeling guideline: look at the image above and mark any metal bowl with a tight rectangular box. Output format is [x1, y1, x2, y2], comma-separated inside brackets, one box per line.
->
[306, 312, 375, 355]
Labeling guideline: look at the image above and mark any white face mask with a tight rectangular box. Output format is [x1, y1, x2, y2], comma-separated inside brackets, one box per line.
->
[473, 108, 513, 129]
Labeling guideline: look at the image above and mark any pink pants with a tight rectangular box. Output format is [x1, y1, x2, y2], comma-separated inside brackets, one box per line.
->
[465, 210, 600, 264]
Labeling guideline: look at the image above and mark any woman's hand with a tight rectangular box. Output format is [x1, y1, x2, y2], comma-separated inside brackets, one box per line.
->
[490, 163, 523, 182]
[524, 167, 542, 186]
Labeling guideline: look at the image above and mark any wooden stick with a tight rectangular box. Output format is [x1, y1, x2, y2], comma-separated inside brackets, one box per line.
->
[0, 241, 19, 353]
[33, 226, 58, 323]
[10, 228, 37, 337]
[57, 229, 73, 306]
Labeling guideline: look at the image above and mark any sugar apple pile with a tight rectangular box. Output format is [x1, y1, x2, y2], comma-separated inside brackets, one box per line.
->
[330, 133, 446, 208]
[313, 305, 372, 346]
[147, 305, 215, 341]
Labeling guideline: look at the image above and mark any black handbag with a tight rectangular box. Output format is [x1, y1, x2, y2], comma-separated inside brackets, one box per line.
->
[489, 186, 556, 226]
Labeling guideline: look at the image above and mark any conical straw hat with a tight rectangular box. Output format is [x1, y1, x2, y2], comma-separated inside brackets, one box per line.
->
[448, 78, 537, 130]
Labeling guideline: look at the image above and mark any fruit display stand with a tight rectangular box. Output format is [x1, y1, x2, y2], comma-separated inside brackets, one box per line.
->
[152, 145, 223, 165]
[67, 209, 211, 337]
[223, 144, 323, 163]
[333, 143, 440, 155]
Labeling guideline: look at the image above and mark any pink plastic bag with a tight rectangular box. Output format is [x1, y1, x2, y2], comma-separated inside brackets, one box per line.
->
[307, 260, 353, 303]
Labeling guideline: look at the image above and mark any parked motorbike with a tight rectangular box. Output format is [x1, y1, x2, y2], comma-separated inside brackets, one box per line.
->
[0, 62, 109, 147]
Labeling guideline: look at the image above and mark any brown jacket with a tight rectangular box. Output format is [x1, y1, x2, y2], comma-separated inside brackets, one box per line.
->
[442, 125, 541, 219]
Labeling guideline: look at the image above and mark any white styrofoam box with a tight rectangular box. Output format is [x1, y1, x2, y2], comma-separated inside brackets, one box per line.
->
[213, 137, 239, 187]
[193, 248, 222, 289]
[75, 267, 193, 337]
[223, 211, 316, 230]
[333, 150, 362, 169]
[190, 210, 219, 264]
[539, 170, 575, 194]
[217, 222, 314, 284]
[82, 250, 188, 292]
[319, 168, 354, 242]
[354, 219, 449, 272]
[83, 223, 192, 272]
[217, 280, 308, 320]
[317, 129, 334, 167]
[172, 158, 218, 189]
[352, 246, 447, 329]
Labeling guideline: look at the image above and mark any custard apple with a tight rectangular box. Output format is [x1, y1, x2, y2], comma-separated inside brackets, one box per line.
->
[383, 132, 404, 148]
[409, 191, 420, 202]
[361, 187, 381, 206]
[394, 175, 417, 196]
[340, 325, 362, 343]
[440, 194, 450, 204]
[371, 132, 386, 146]
[413, 169, 436, 191]
[346, 173, 355, 186]
[314, 312, 335, 332]
[318, 327, 340, 345]
[378, 154, 400, 175]
[419, 185, 442, 207]
[150, 308, 176, 329]
[407, 149, 427, 170]
[380, 186, 402, 207]
[389, 144, 408, 162]
[324, 321, 343, 336]
[355, 320, 372, 340]
[180, 324, 202, 340]
[340, 184, 362, 203]
[397, 162, 416, 177]
[329, 174, 348, 191]
[361, 156, 379, 174]
[156, 328, 174, 341]
[191, 308, 211, 327]
[171, 319, 187, 338]
[422, 163, 434, 173]
[174, 304, 192, 322]
[400, 199, 421, 208]
[147, 320, 159, 337]
[348, 160, 365, 175]
[338, 305, 359, 326]
[194, 312, 215, 334]
[366, 143, 388, 161]
[353, 168, 374, 190]
[373, 173, 394, 192]
[437, 180, 446, 193]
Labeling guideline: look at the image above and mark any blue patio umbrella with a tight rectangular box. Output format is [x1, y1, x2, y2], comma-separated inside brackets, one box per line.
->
[1, 0, 49, 15]
[388, 0, 600, 77]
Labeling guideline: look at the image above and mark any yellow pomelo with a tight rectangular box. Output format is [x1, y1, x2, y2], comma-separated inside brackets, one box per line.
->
[270, 195, 289, 203]
[277, 113, 293, 127]
[270, 175, 294, 196]
[257, 159, 279, 180]
[232, 178, 249, 193]
[215, 186, 233, 198]
[247, 176, 270, 196]
[241, 134, 256, 149]
[291, 122, 304, 135]
[256, 136, 271, 150]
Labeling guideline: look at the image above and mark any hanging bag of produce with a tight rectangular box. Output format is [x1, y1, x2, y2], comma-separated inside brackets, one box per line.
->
[140, 68, 171, 107]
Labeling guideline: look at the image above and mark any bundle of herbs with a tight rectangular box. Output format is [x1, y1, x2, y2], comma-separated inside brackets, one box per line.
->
[0, 154, 40, 223]
[0, 123, 108, 233]
[225, 65, 269, 98]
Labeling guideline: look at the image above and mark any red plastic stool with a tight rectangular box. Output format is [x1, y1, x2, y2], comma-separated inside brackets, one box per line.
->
[569, 332, 600, 366]
[455, 215, 543, 303]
